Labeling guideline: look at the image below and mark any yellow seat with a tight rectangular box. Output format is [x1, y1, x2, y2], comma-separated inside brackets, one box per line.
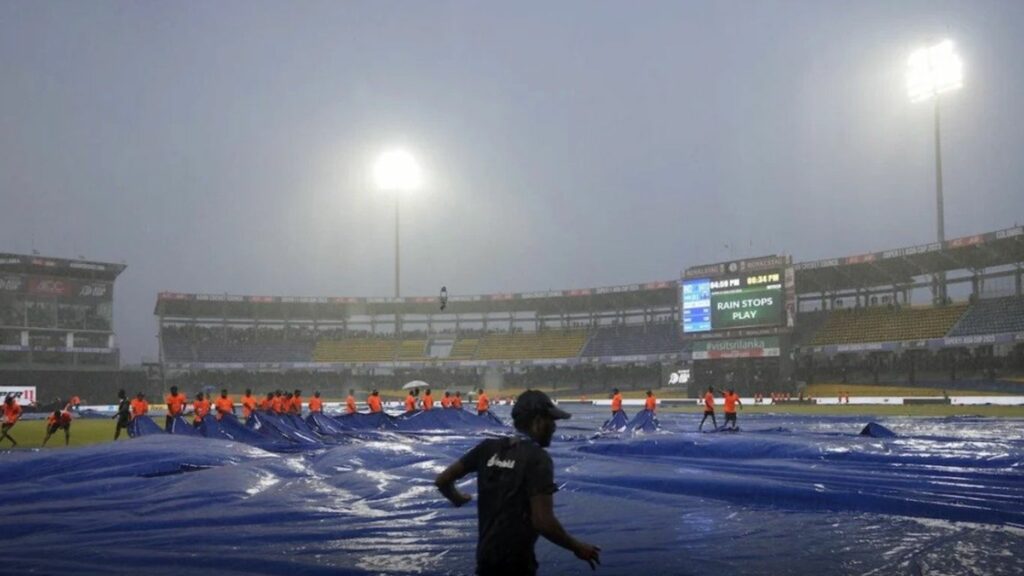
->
[810, 303, 968, 345]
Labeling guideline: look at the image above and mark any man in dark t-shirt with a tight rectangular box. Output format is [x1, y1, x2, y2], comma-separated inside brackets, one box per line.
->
[436, 389, 600, 575]
[112, 389, 131, 440]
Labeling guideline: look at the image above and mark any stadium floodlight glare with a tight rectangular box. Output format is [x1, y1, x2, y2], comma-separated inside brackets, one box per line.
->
[373, 149, 422, 299]
[373, 149, 422, 192]
[907, 40, 963, 103]
[906, 39, 963, 304]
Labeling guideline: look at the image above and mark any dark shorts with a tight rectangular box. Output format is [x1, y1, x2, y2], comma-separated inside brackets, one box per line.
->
[47, 422, 70, 434]
[703, 410, 715, 417]
[477, 560, 537, 576]
[725, 412, 737, 422]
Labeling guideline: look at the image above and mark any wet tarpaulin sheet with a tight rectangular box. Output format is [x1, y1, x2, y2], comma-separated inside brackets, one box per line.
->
[860, 421, 897, 437]
[625, 408, 660, 433]
[168, 415, 201, 436]
[394, 408, 506, 432]
[199, 414, 303, 452]
[248, 411, 324, 447]
[601, 409, 630, 431]
[1, 408, 1023, 575]
[333, 411, 400, 431]
[127, 414, 165, 437]
[307, 411, 350, 435]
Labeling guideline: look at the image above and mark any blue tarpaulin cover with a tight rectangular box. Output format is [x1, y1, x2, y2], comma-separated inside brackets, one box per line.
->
[860, 421, 897, 437]
[601, 409, 630, 431]
[248, 411, 324, 447]
[625, 409, 660, 433]
[167, 415, 201, 436]
[394, 408, 506, 432]
[307, 411, 350, 435]
[2, 407, 1022, 575]
[127, 414, 165, 437]
[334, 411, 400, 431]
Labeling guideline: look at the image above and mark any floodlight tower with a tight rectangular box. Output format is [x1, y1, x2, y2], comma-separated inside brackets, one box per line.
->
[373, 149, 422, 298]
[907, 39, 963, 302]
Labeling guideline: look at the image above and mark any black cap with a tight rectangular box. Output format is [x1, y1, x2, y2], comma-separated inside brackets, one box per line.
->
[512, 390, 571, 422]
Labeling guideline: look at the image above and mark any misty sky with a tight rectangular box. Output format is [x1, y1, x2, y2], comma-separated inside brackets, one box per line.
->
[2, 0, 1023, 364]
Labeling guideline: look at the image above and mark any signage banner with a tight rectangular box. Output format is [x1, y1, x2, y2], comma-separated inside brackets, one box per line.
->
[0, 254, 120, 274]
[796, 226, 1022, 272]
[0, 275, 25, 292]
[0, 274, 111, 301]
[692, 336, 780, 360]
[807, 331, 1024, 355]
[0, 386, 36, 406]
[685, 255, 789, 279]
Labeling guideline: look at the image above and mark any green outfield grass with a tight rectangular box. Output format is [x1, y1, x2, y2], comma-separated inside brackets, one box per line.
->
[804, 383, 1019, 397]
[4, 402, 1023, 451]
[658, 403, 1024, 418]
[0, 417, 157, 449]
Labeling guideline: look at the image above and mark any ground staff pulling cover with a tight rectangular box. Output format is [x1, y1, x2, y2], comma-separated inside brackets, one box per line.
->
[1, 406, 1021, 575]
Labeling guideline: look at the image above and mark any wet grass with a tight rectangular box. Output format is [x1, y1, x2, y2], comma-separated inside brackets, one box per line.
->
[0, 417, 153, 450]
[658, 403, 1024, 417]
[5, 402, 1023, 451]
[804, 383, 1020, 397]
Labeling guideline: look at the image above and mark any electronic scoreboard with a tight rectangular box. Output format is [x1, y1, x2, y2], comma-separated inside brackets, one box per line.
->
[682, 269, 786, 333]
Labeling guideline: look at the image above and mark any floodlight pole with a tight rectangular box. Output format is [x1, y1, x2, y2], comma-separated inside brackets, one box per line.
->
[394, 193, 401, 299]
[934, 95, 945, 245]
[374, 149, 420, 301]
[907, 40, 961, 304]
[933, 95, 947, 303]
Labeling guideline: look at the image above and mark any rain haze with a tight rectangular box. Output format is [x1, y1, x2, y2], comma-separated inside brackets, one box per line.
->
[2, 0, 1022, 364]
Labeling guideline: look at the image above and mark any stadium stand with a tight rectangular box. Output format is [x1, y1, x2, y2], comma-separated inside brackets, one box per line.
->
[475, 330, 587, 360]
[949, 296, 1024, 336]
[153, 225, 1024, 396]
[581, 323, 682, 357]
[536, 330, 588, 358]
[162, 362, 664, 399]
[164, 329, 597, 363]
[809, 303, 968, 345]
[1, 253, 124, 370]
[447, 338, 479, 360]
[161, 330, 196, 362]
[314, 339, 397, 363]
[791, 310, 829, 346]
[159, 296, 1020, 369]
[397, 339, 428, 360]
[162, 328, 313, 363]
[195, 341, 313, 363]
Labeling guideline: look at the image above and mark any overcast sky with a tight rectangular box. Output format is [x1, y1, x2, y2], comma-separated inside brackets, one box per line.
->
[2, 0, 1022, 364]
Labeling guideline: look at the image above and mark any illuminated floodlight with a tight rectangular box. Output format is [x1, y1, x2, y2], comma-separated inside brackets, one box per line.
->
[372, 148, 423, 298]
[373, 149, 422, 192]
[907, 40, 963, 103]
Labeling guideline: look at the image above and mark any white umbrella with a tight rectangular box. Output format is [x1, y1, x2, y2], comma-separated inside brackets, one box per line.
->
[402, 380, 429, 390]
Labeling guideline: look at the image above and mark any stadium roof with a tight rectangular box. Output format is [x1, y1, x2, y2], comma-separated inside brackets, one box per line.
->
[154, 226, 1024, 318]
[155, 281, 679, 318]
[794, 226, 1024, 293]
[0, 252, 126, 281]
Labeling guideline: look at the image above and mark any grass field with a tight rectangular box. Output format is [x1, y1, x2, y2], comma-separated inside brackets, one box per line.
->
[324, 383, 1020, 403]
[803, 383, 1019, 397]
[1, 418, 147, 450]
[657, 404, 1024, 418]
[3, 401, 1023, 451]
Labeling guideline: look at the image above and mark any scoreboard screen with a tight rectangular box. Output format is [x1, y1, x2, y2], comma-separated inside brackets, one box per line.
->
[682, 270, 784, 333]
